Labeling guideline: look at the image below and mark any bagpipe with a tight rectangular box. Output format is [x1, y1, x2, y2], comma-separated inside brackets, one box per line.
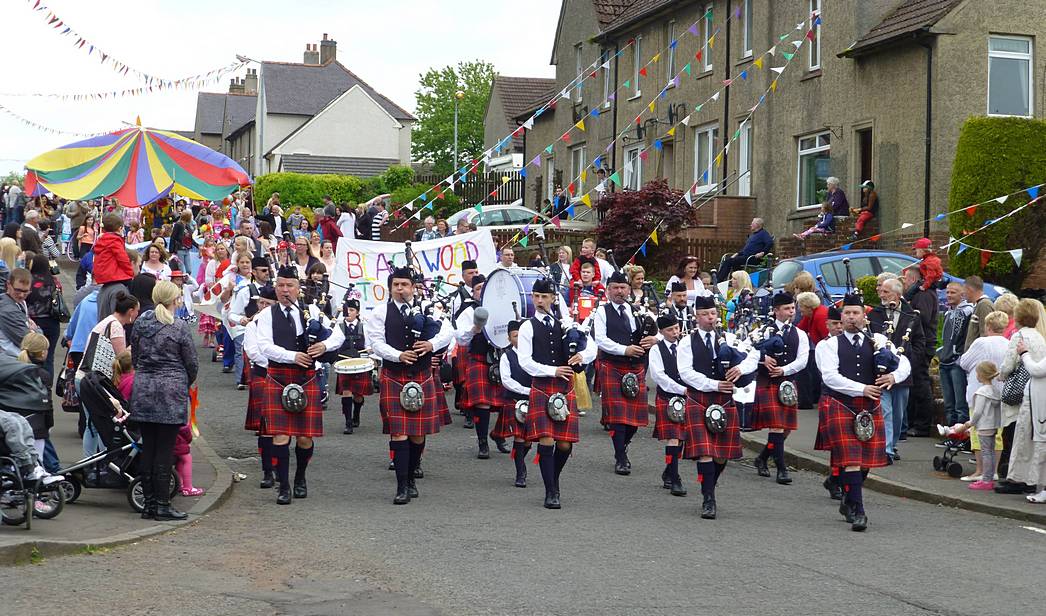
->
[839, 257, 902, 376]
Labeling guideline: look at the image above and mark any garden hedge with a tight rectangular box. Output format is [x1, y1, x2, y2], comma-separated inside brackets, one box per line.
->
[253, 166, 415, 210]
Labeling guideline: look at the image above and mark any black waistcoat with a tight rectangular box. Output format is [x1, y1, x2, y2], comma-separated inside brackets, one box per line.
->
[690, 329, 723, 380]
[340, 320, 365, 356]
[504, 348, 531, 399]
[826, 333, 876, 402]
[656, 340, 686, 393]
[604, 302, 633, 346]
[530, 314, 564, 367]
[244, 283, 260, 318]
[272, 305, 305, 353]
[384, 301, 411, 351]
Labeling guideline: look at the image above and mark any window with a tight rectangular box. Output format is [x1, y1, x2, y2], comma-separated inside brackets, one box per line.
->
[770, 261, 803, 289]
[503, 208, 537, 224]
[666, 21, 676, 83]
[808, 0, 821, 70]
[624, 145, 642, 190]
[741, 0, 753, 58]
[702, 4, 714, 72]
[570, 146, 586, 193]
[632, 35, 642, 96]
[876, 256, 917, 277]
[988, 35, 1033, 117]
[546, 157, 556, 201]
[797, 132, 831, 208]
[738, 121, 753, 196]
[694, 123, 719, 194]
[819, 257, 874, 288]
[601, 49, 611, 106]
[574, 43, 584, 102]
[475, 210, 507, 226]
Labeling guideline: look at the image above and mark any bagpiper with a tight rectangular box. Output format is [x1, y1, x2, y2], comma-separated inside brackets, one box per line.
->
[647, 312, 688, 496]
[453, 274, 501, 459]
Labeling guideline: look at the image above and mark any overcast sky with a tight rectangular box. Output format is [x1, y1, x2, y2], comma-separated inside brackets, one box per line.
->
[0, 0, 560, 176]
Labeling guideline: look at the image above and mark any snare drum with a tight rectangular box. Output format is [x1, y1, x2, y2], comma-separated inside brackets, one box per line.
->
[480, 268, 543, 348]
[334, 357, 375, 374]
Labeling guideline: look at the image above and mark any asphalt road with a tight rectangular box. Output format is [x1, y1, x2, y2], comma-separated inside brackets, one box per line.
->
[3, 342, 1045, 615]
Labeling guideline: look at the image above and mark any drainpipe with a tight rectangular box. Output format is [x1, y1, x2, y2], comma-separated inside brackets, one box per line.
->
[721, 2, 732, 194]
[919, 36, 933, 238]
[521, 125, 527, 209]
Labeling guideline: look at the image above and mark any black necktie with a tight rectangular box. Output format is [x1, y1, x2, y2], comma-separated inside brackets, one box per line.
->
[544, 315, 552, 328]
[401, 304, 409, 319]
[284, 306, 294, 325]
[619, 304, 631, 332]
[852, 334, 861, 349]
[782, 324, 790, 336]
[670, 342, 677, 357]
[705, 332, 715, 358]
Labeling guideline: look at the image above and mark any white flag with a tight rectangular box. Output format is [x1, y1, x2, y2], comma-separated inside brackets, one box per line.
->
[523, 117, 535, 130]
[995, 195, 1008, 205]
[711, 91, 720, 102]
[681, 114, 692, 126]
[1010, 249, 1023, 267]
[771, 66, 786, 74]
[684, 191, 693, 205]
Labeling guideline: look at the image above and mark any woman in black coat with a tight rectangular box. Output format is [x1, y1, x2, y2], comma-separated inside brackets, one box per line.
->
[130, 280, 199, 521]
[25, 252, 60, 382]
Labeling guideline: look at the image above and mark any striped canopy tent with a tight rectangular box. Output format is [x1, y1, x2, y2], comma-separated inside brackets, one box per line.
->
[22, 171, 50, 197]
[24, 121, 250, 207]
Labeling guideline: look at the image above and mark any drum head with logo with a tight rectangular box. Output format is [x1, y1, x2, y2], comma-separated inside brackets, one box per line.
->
[480, 268, 526, 348]
[667, 396, 686, 423]
[704, 404, 727, 433]
[281, 383, 307, 413]
[853, 410, 875, 442]
[400, 381, 424, 413]
[514, 399, 529, 424]
[546, 392, 569, 422]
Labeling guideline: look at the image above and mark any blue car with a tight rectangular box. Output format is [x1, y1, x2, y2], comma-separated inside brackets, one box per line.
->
[757, 250, 1008, 310]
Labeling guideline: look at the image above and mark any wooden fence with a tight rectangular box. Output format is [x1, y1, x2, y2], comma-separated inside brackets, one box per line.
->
[415, 171, 523, 206]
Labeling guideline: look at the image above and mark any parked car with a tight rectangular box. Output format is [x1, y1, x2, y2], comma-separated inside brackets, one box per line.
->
[446, 200, 596, 234]
[753, 250, 1007, 311]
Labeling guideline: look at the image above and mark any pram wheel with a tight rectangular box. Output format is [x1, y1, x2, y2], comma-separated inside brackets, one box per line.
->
[58, 476, 81, 504]
[32, 484, 65, 519]
[932, 456, 944, 472]
[947, 461, 964, 478]
[0, 468, 29, 528]
[127, 469, 181, 513]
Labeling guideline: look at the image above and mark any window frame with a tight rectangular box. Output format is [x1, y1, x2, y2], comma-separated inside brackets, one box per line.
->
[987, 34, 1034, 118]
[546, 157, 556, 202]
[693, 122, 719, 195]
[808, 0, 822, 71]
[574, 43, 584, 103]
[601, 48, 612, 108]
[624, 145, 643, 191]
[570, 146, 586, 193]
[632, 35, 643, 97]
[796, 131, 832, 210]
[666, 20, 677, 84]
[741, 0, 753, 58]
[738, 120, 753, 197]
[702, 4, 714, 72]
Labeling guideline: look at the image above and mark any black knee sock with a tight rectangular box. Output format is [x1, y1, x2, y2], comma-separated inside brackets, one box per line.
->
[624, 424, 638, 445]
[473, 409, 491, 441]
[353, 398, 363, 419]
[537, 444, 555, 494]
[258, 436, 273, 474]
[341, 396, 353, 417]
[273, 443, 290, 488]
[390, 441, 410, 488]
[768, 433, 786, 469]
[756, 441, 769, 461]
[610, 425, 626, 463]
[668, 445, 682, 479]
[553, 444, 571, 484]
[408, 440, 425, 478]
[843, 470, 865, 515]
[294, 444, 313, 481]
[697, 461, 717, 499]
[714, 461, 727, 481]
[512, 442, 529, 478]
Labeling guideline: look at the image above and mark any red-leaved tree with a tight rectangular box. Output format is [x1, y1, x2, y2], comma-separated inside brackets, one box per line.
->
[596, 180, 692, 274]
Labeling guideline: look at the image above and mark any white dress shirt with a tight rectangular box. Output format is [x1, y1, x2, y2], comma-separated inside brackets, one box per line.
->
[454, 305, 482, 347]
[517, 309, 596, 378]
[499, 350, 530, 397]
[770, 319, 810, 376]
[677, 328, 758, 392]
[254, 301, 345, 365]
[242, 315, 267, 368]
[365, 300, 454, 364]
[593, 301, 636, 356]
[648, 339, 687, 396]
[816, 331, 911, 398]
[227, 280, 254, 327]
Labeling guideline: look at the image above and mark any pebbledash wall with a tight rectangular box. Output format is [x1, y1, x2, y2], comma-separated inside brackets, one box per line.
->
[520, 0, 1046, 286]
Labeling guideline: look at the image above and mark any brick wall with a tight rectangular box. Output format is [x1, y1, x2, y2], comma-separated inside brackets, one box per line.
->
[776, 215, 949, 268]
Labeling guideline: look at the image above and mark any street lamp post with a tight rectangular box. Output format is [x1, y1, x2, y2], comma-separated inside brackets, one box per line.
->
[453, 90, 464, 184]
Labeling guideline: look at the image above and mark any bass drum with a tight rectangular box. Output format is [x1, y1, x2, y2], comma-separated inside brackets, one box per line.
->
[480, 268, 541, 348]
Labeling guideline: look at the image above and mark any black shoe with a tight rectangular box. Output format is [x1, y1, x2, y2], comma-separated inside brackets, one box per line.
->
[293, 478, 307, 499]
[885, 455, 893, 466]
[154, 504, 188, 521]
[393, 485, 410, 505]
[839, 501, 854, 523]
[892, 451, 901, 461]
[603, 424, 611, 431]
[140, 503, 156, 520]
[544, 491, 561, 509]
[413, 464, 424, 479]
[320, 391, 329, 405]
[907, 429, 930, 438]
[236, 383, 246, 390]
[477, 440, 490, 459]
[898, 433, 908, 441]
[994, 481, 1028, 494]
[614, 461, 631, 476]
[388, 459, 395, 471]
[823, 477, 842, 501]
[851, 513, 868, 532]
[352, 414, 361, 428]
[277, 485, 292, 505]
[661, 468, 672, 490]
[754, 456, 770, 478]
[260, 472, 274, 489]
[221, 366, 233, 373]
[463, 417, 474, 429]
[407, 479, 419, 499]
[670, 476, 688, 497]
[514, 470, 527, 488]
[494, 438, 511, 454]
[343, 418, 354, 435]
[624, 454, 632, 470]
[700, 496, 717, 519]
[776, 467, 793, 485]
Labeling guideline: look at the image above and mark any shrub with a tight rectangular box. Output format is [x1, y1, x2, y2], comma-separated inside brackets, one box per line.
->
[253, 166, 415, 212]
[856, 275, 880, 307]
[596, 179, 690, 274]
[947, 117, 1046, 289]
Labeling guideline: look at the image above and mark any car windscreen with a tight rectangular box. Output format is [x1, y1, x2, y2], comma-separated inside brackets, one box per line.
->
[771, 261, 803, 288]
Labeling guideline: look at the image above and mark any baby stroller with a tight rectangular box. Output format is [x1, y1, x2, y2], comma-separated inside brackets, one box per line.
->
[0, 359, 67, 528]
[932, 432, 970, 478]
[56, 371, 180, 512]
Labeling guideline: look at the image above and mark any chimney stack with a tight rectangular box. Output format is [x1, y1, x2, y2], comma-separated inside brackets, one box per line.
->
[303, 43, 319, 65]
[243, 68, 258, 94]
[319, 33, 337, 64]
[229, 77, 244, 94]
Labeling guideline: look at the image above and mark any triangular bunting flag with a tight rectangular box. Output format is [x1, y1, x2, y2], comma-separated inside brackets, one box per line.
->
[530, 155, 541, 167]
[771, 66, 786, 74]
[792, 40, 804, 49]
[639, 66, 648, 77]
[639, 150, 649, 161]
[648, 101, 656, 113]
[688, 23, 699, 36]
[667, 127, 676, 137]
[683, 63, 692, 76]
[901, 222, 913, 229]
[567, 205, 575, 218]
[562, 132, 572, 144]
[522, 225, 530, 235]
[782, 52, 795, 60]
[652, 54, 660, 63]
[796, 21, 805, 30]
[956, 243, 967, 255]
[520, 168, 528, 178]
[608, 171, 621, 185]
[581, 169, 588, 183]
[545, 144, 553, 154]
[981, 250, 992, 269]
[739, 70, 748, 80]
[995, 195, 1009, 204]
[639, 241, 647, 256]
[550, 216, 562, 229]
[714, 152, 723, 167]
[935, 213, 947, 221]
[623, 79, 631, 89]
[768, 45, 777, 56]
[650, 229, 659, 245]
[723, 78, 733, 87]
[711, 91, 720, 102]
[708, 34, 715, 48]
[754, 57, 764, 69]
[770, 79, 778, 92]
[681, 114, 691, 126]
[590, 107, 600, 117]
[1010, 249, 1024, 267]
[654, 139, 663, 150]
[575, 118, 585, 132]
[581, 194, 592, 207]
[520, 237, 529, 248]
[523, 117, 535, 130]
[594, 182, 605, 193]
[474, 204, 483, 214]
[684, 191, 693, 205]
[567, 183, 576, 195]
[1028, 186, 1040, 200]
[965, 205, 977, 217]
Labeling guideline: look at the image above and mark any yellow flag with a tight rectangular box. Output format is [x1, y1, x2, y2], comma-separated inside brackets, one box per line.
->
[708, 35, 715, 48]
[576, 118, 586, 132]
[770, 79, 778, 93]
[754, 57, 764, 69]
[648, 101, 655, 113]
[715, 152, 723, 167]
[667, 127, 676, 137]
[650, 229, 659, 245]
[653, 53, 661, 63]
[581, 194, 592, 207]
[580, 169, 588, 183]
[501, 176, 511, 184]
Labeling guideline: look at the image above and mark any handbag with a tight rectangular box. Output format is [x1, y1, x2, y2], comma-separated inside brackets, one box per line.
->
[81, 321, 118, 379]
[50, 285, 71, 322]
[1002, 363, 1030, 407]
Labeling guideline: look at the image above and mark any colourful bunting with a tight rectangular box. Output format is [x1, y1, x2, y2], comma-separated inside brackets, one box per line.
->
[639, 67, 648, 77]
[581, 194, 592, 207]
[650, 229, 659, 245]
[754, 57, 764, 69]
[683, 63, 692, 76]
[639, 241, 647, 256]
[575, 119, 585, 132]
[1029, 186, 1040, 200]
[608, 171, 621, 185]
[550, 216, 562, 229]
[474, 204, 483, 214]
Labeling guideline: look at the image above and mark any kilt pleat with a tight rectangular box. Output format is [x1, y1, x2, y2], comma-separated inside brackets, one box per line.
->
[379, 364, 444, 436]
[652, 392, 686, 441]
[750, 378, 798, 431]
[681, 390, 741, 460]
[335, 371, 374, 396]
[525, 377, 580, 443]
[814, 394, 887, 468]
[596, 358, 649, 427]
[259, 363, 323, 438]
[432, 366, 453, 425]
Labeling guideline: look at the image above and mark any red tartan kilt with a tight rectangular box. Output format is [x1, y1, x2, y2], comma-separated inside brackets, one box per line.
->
[750, 379, 798, 430]
[335, 371, 374, 396]
[682, 390, 742, 460]
[463, 353, 498, 409]
[652, 392, 686, 441]
[432, 366, 453, 425]
[379, 366, 444, 436]
[525, 377, 580, 443]
[241, 352, 249, 384]
[814, 395, 887, 468]
[596, 358, 649, 427]
[490, 403, 521, 439]
[452, 345, 466, 385]
[258, 364, 323, 438]
[244, 374, 266, 432]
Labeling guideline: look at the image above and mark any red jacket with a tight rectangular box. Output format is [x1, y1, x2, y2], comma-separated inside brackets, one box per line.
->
[318, 216, 343, 251]
[918, 253, 943, 290]
[798, 305, 829, 345]
[92, 232, 134, 284]
[569, 258, 602, 283]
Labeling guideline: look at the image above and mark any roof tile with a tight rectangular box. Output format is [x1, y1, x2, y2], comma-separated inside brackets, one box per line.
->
[260, 61, 414, 121]
[844, 0, 963, 56]
[280, 154, 399, 178]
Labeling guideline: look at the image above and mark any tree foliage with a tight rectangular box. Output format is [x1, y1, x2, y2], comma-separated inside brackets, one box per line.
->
[413, 61, 495, 176]
[253, 166, 415, 210]
[2, 171, 25, 186]
[947, 117, 1046, 289]
[596, 180, 691, 273]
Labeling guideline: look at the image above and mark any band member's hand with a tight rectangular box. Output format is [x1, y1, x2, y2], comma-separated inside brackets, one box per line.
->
[640, 335, 658, 349]
[568, 353, 584, 366]
[555, 366, 575, 380]
[725, 366, 742, 382]
[399, 350, 418, 365]
[717, 380, 735, 393]
[430, 355, 442, 368]
[293, 352, 313, 368]
[768, 366, 785, 378]
[307, 342, 327, 358]
[875, 374, 896, 390]
[239, 317, 249, 326]
[413, 340, 434, 354]
[863, 385, 882, 400]
[472, 325, 483, 335]
[763, 356, 778, 369]
[624, 344, 645, 357]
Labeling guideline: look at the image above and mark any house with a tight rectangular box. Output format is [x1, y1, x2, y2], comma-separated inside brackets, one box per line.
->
[193, 34, 415, 179]
[521, 0, 1045, 267]
[482, 75, 557, 170]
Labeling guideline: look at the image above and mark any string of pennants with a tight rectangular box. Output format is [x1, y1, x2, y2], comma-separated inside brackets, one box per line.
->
[0, 101, 116, 137]
[389, 4, 750, 223]
[20, 0, 244, 88]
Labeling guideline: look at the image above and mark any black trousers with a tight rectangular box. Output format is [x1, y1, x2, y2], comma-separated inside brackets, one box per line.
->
[906, 356, 934, 432]
[717, 254, 754, 282]
[139, 422, 180, 504]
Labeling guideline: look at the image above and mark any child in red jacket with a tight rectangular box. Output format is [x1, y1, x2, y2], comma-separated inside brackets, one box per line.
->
[912, 237, 943, 291]
[92, 213, 134, 285]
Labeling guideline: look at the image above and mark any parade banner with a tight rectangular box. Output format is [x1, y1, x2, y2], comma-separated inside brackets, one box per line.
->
[331, 230, 497, 311]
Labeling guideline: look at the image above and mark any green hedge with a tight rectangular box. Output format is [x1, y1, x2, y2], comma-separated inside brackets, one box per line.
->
[856, 275, 880, 306]
[253, 166, 416, 210]
[947, 117, 1046, 289]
